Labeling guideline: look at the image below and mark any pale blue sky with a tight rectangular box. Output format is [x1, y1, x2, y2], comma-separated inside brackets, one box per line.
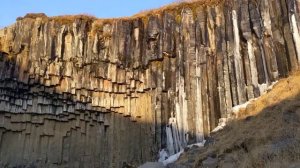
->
[0, 0, 175, 28]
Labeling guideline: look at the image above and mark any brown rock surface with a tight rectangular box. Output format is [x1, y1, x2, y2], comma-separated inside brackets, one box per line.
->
[0, 0, 299, 167]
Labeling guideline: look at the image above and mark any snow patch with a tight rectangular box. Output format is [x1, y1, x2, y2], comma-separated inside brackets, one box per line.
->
[161, 150, 183, 166]
[212, 118, 227, 133]
[158, 149, 169, 162]
[232, 101, 252, 114]
[258, 83, 268, 95]
[159, 141, 205, 166]
[268, 81, 278, 90]
[258, 81, 278, 95]
[187, 142, 205, 148]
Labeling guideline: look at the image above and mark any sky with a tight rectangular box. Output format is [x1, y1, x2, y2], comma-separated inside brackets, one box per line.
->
[0, 0, 175, 28]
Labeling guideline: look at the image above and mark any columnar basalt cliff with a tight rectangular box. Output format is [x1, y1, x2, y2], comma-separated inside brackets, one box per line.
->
[0, 0, 299, 167]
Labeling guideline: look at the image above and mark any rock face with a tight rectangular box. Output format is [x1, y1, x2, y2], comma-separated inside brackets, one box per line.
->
[0, 0, 299, 167]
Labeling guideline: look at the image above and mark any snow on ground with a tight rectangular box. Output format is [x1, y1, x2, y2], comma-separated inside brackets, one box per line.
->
[211, 118, 227, 133]
[258, 81, 278, 95]
[232, 100, 253, 114]
[158, 149, 169, 162]
[159, 141, 205, 166]
[161, 150, 184, 166]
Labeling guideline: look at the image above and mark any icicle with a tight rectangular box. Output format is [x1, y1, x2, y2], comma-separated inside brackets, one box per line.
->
[291, 13, 300, 63]
[92, 33, 98, 54]
[247, 39, 258, 87]
[175, 75, 189, 147]
[261, 0, 272, 36]
[169, 117, 181, 153]
[258, 39, 270, 85]
[166, 125, 175, 155]
[195, 48, 204, 142]
[232, 10, 245, 103]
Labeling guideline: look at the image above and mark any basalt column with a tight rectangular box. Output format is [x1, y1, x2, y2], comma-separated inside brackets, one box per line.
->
[0, 0, 299, 167]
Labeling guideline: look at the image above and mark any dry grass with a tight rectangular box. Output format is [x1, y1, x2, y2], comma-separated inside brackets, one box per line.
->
[23, 13, 48, 19]
[132, 0, 223, 19]
[16, 0, 224, 28]
[18, 13, 97, 25]
[50, 14, 97, 25]
[175, 71, 300, 168]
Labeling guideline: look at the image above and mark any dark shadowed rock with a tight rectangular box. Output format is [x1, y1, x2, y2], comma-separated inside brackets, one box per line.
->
[0, 0, 299, 167]
[202, 157, 218, 168]
[138, 162, 165, 168]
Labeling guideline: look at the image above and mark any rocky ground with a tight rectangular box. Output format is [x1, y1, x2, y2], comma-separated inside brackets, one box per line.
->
[168, 71, 300, 168]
